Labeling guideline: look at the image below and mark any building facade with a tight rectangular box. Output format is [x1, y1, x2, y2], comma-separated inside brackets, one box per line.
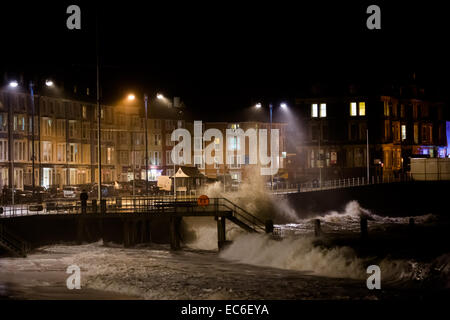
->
[291, 84, 447, 183]
[0, 88, 286, 189]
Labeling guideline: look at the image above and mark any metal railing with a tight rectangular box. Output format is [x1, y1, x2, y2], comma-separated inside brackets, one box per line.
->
[269, 173, 413, 194]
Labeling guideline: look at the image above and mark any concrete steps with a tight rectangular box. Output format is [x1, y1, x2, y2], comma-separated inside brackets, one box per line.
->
[0, 224, 29, 257]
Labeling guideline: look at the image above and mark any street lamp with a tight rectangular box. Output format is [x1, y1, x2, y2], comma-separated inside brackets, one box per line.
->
[156, 93, 164, 100]
[126, 93, 149, 196]
[255, 102, 289, 190]
[9, 81, 18, 88]
[45, 80, 54, 87]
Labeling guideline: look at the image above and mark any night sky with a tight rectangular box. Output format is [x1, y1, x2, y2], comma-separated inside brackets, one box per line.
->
[1, 1, 448, 120]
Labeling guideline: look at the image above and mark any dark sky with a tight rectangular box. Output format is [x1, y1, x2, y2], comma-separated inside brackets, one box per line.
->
[1, 1, 449, 119]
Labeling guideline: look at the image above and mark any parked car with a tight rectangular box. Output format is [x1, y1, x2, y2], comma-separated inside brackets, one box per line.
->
[63, 186, 81, 198]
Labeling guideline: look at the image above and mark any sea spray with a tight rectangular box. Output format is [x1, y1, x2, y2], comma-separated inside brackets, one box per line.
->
[219, 233, 427, 281]
[220, 233, 367, 279]
[181, 217, 246, 250]
[197, 166, 299, 222]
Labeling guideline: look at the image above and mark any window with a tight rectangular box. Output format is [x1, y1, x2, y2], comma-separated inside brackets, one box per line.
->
[421, 105, 429, 117]
[119, 132, 128, 145]
[153, 134, 161, 146]
[392, 104, 397, 117]
[82, 123, 89, 139]
[14, 114, 26, 131]
[413, 104, 418, 119]
[120, 151, 129, 164]
[228, 136, 240, 151]
[165, 120, 175, 130]
[82, 105, 87, 119]
[320, 103, 326, 117]
[0, 168, 8, 187]
[57, 120, 66, 137]
[421, 124, 432, 144]
[153, 151, 161, 165]
[42, 141, 52, 162]
[14, 140, 27, 161]
[57, 143, 66, 162]
[68, 144, 79, 163]
[0, 139, 8, 161]
[154, 119, 161, 129]
[350, 102, 357, 116]
[383, 101, 390, 116]
[69, 121, 79, 138]
[0, 113, 7, 132]
[166, 150, 173, 165]
[400, 104, 405, 118]
[414, 124, 419, 144]
[311, 124, 319, 141]
[359, 102, 366, 116]
[166, 134, 174, 146]
[311, 104, 318, 118]
[401, 125, 406, 141]
[42, 118, 53, 136]
[350, 123, 358, 140]
[106, 147, 114, 164]
[135, 133, 144, 145]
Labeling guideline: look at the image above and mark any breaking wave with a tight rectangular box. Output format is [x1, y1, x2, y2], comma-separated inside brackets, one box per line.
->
[220, 233, 450, 284]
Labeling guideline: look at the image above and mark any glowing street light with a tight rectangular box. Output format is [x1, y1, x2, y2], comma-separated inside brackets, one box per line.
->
[9, 81, 18, 88]
[280, 103, 287, 109]
[156, 93, 164, 100]
[45, 79, 54, 87]
[127, 94, 136, 101]
[255, 102, 262, 108]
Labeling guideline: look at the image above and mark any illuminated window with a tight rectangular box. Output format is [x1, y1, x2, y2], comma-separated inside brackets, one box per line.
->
[311, 104, 318, 118]
[414, 124, 419, 144]
[359, 102, 366, 116]
[82, 105, 87, 119]
[350, 102, 357, 116]
[401, 125, 406, 141]
[320, 104, 326, 117]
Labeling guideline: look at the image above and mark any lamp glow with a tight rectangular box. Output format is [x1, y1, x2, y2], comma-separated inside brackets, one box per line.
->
[157, 93, 164, 100]
[255, 103, 262, 108]
[9, 81, 18, 88]
[127, 94, 136, 101]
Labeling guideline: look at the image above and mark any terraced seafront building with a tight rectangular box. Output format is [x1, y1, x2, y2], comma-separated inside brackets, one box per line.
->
[0, 85, 287, 190]
[0, 86, 187, 190]
[290, 81, 448, 183]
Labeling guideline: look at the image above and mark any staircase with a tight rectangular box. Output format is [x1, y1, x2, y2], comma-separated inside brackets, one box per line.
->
[0, 224, 29, 257]
[220, 198, 266, 233]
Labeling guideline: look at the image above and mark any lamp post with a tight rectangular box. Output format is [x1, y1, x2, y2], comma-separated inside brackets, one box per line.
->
[29, 82, 36, 196]
[128, 93, 150, 196]
[144, 94, 149, 196]
[255, 102, 288, 191]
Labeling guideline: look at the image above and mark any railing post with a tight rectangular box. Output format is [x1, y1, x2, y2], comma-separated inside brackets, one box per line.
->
[265, 220, 274, 234]
[92, 200, 97, 214]
[101, 199, 106, 214]
[360, 216, 368, 240]
[314, 219, 321, 237]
